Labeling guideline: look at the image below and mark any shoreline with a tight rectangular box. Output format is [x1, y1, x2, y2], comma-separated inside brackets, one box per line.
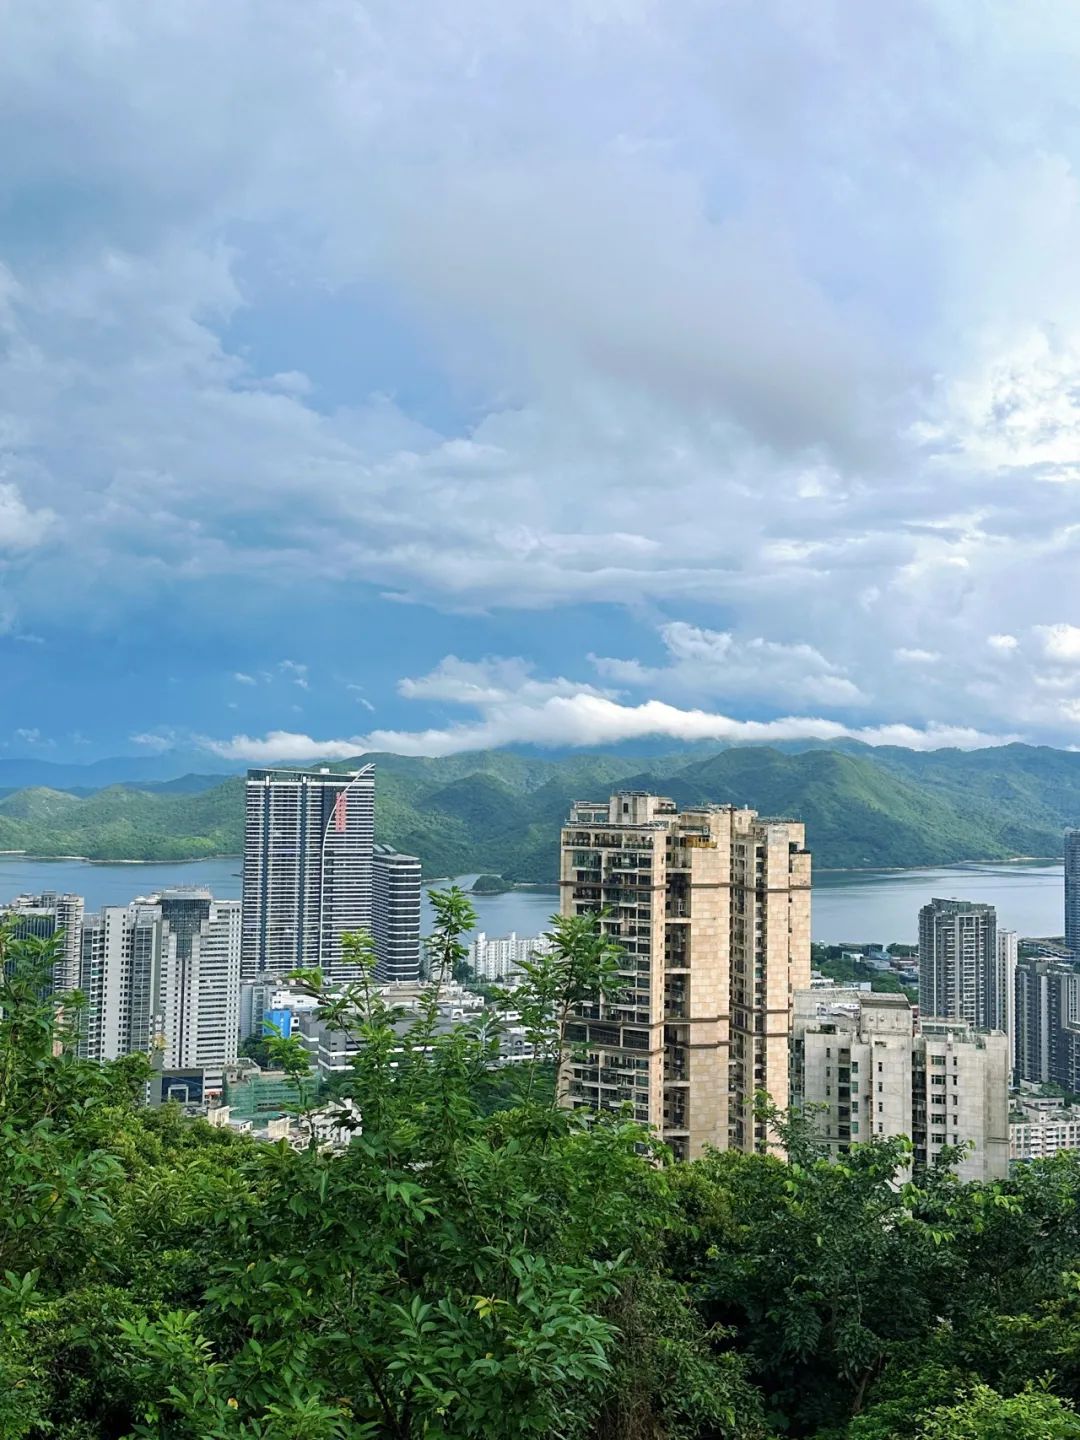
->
[0, 851, 243, 865]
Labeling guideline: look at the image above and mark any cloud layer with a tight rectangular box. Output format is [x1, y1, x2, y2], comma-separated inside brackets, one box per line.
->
[5, 3, 1080, 750]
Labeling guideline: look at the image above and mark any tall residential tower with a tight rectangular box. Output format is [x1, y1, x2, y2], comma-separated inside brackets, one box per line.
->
[918, 898, 1001, 1028]
[1066, 828, 1080, 956]
[372, 845, 422, 983]
[559, 793, 811, 1160]
[241, 766, 375, 980]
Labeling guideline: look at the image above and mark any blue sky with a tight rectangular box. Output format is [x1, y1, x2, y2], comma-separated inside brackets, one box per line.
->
[4, 2, 1080, 762]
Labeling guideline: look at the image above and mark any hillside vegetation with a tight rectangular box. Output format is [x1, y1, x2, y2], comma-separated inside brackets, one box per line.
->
[0, 742, 1078, 872]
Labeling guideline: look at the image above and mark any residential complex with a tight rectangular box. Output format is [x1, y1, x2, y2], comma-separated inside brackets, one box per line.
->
[241, 765, 375, 981]
[372, 844, 422, 982]
[559, 792, 811, 1160]
[2, 891, 84, 992]
[78, 889, 241, 1093]
[918, 898, 1003, 1030]
[468, 930, 554, 982]
[791, 988, 1010, 1181]
[1010, 1093, 1080, 1163]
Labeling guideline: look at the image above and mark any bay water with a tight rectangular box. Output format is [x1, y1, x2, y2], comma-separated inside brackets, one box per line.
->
[0, 855, 1065, 945]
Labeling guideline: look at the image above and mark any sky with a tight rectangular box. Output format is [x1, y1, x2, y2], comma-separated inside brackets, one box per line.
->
[4, 2, 1080, 763]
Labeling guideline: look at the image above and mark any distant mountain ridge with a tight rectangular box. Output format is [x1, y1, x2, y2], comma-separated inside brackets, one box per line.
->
[0, 742, 1077, 875]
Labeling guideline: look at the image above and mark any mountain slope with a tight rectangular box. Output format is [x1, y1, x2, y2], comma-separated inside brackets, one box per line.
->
[0, 743, 1076, 875]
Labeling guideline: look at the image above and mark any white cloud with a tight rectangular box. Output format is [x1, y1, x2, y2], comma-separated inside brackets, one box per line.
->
[1037, 623, 1080, 663]
[895, 648, 941, 664]
[8, 5, 1080, 742]
[130, 731, 174, 752]
[233, 671, 257, 685]
[201, 653, 1012, 761]
[591, 623, 865, 708]
[0, 483, 53, 550]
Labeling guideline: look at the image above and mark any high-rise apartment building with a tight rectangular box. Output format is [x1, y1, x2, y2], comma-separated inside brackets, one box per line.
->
[918, 898, 1000, 1028]
[79, 889, 241, 1093]
[791, 987, 1010, 1182]
[468, 931, 555, 982]
[559, 792, 811, 1160]
[79, 902, 162, 1063]
[1014, 955, 1080, 1090]
[372, 845, 422, 983]
[242, 766, 375, 981]
[1066, 829, 1080, 956]
[156, 889, 241, 1089]
[997, 928, 1018, 1078]
[2, 891, 85, 991]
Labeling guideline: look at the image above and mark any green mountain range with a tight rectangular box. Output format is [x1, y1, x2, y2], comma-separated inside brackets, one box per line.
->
[1, 741, 1079, 876]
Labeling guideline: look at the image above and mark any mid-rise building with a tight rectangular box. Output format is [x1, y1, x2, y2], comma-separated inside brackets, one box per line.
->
[3, 891, 85, 991]
[468, 930, 555, 982]
[559, 792, 811, 1160]
[79, 889, 241, 1094]
[1066, 828, 1080, 956]
[241, 765, 375, 981]
[918, 898, 1001, 1029]
[791, 987, 1010, 1181]
[1010, 1094, 1080, 1163]
[372, 845, 422, 983]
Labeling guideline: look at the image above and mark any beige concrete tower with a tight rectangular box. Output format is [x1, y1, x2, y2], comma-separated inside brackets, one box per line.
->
[559, 792, 811, 1159]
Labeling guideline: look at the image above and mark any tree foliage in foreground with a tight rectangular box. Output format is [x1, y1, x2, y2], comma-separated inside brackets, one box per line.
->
[8, 904, 1080, 1437]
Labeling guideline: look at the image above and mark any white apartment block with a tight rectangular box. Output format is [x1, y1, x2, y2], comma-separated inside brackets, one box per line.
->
[468, 930, 554, 982]
[791, 988, 1010, 1182]
[560, 793, 811, 1160]
[80, 888, 241, 1094]
[1010, 1106, 1080, 1162]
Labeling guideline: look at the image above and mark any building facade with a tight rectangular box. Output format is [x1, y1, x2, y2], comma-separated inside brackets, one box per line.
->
[3, 891, 85, 992]
[79, 890, 241, 1093]
[918, 898, 1000, 1029]
[1014, 955, 1080, 1091]
[997, 929, 1018, 1079]
[559, 792, 811, 1160]
[372, 845, 422, 983]
[155, 889, 241, 1090]
[468, 931, 555, 982]
[791, 987, 1010, 1182]
[1066, 828, 1080, 956]
[241, 766, 375, 981]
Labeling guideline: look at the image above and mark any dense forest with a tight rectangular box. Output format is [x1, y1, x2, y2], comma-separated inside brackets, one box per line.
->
[6, 904, 1080, 1439]
[3, 740, 1080, 874]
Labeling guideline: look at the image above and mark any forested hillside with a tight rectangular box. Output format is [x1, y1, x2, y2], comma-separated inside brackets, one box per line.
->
[0, 742, 1078, 873]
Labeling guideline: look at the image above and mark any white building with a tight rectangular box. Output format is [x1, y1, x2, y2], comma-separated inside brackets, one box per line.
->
[997, 928, 1018, 1079]
[241, 766, 375, 982]
[468, 931, 553, 982]
[791, 988, 1010, 1182]
[79, 888, 241, 1094]
[1010, 1098, 1080, 1162]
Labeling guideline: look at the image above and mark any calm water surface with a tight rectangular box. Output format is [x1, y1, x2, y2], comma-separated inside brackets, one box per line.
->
[0, 855, 1065, 945]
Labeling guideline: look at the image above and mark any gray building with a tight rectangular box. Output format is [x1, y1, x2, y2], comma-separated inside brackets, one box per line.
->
[372, 845, 422, 983]
[2, 891, 85, 992]
[791, 987, 1010, 1182]
[1066, 829, 1080, 956]
[918, 898, 1001, 1029]
[241, 766, 375, 981]
[1014, 955, 1080, 1090]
